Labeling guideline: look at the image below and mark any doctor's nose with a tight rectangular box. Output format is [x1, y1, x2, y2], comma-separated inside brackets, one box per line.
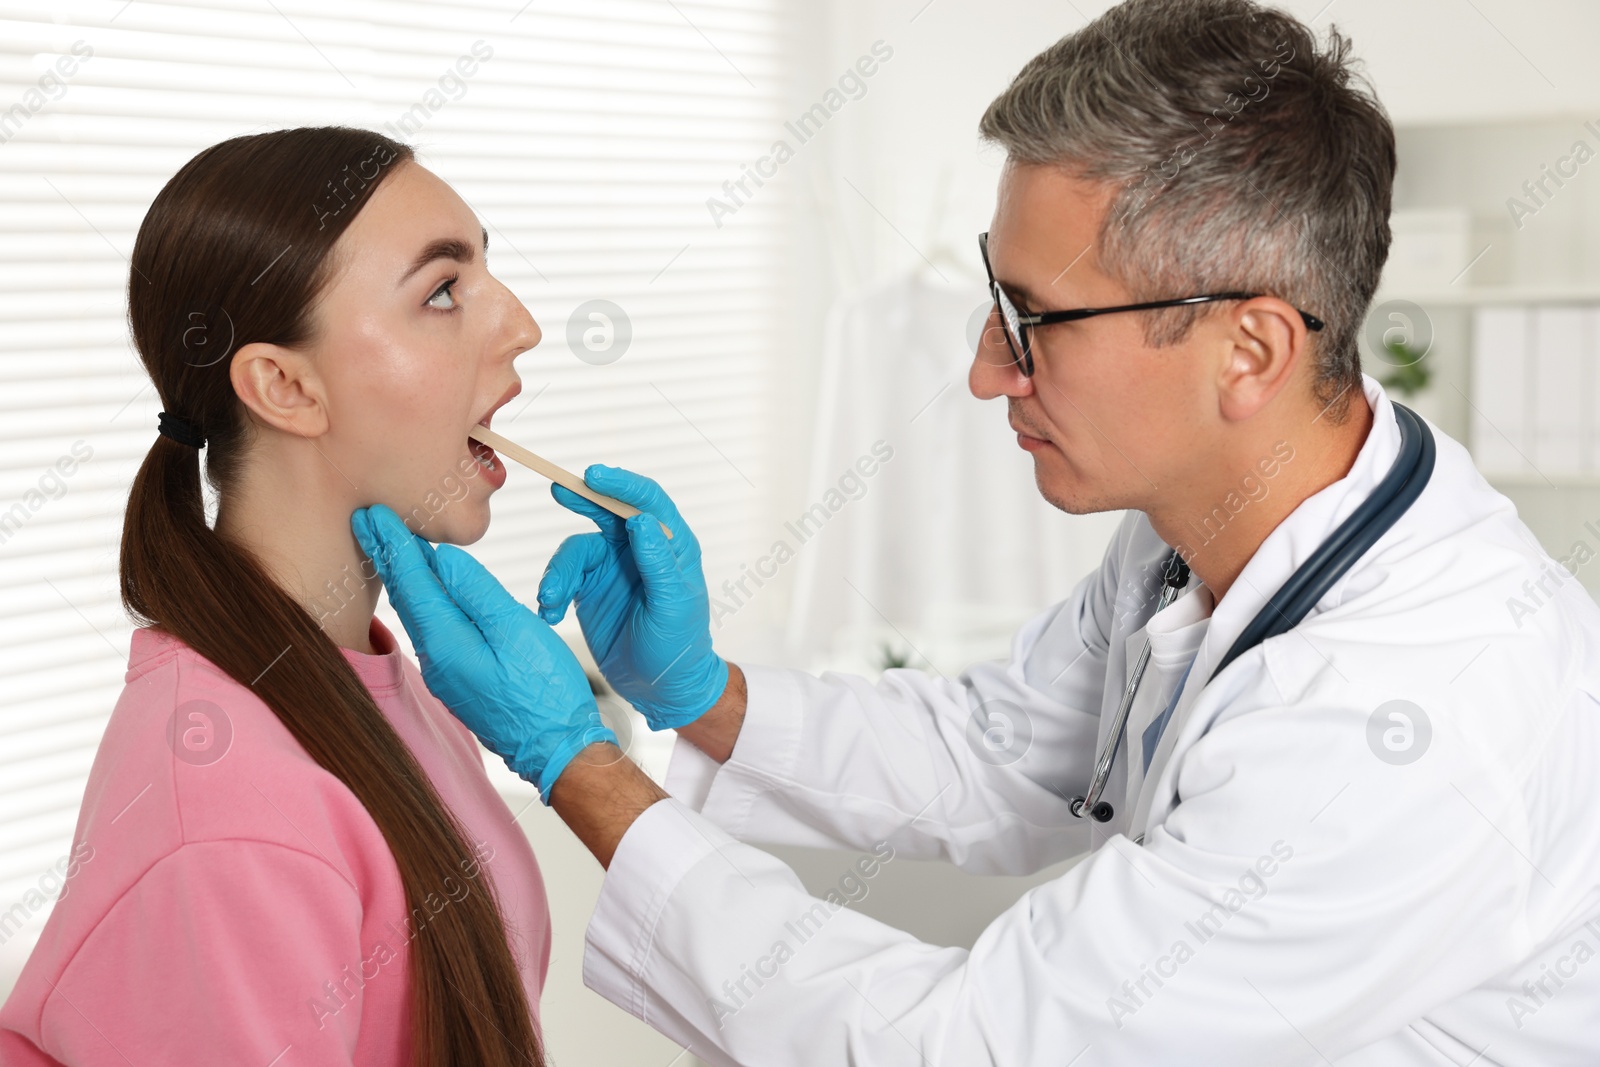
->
[969, 307, 1031, 401]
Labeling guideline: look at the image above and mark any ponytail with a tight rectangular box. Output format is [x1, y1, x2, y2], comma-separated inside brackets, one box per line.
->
[121, 128, 544, 1067]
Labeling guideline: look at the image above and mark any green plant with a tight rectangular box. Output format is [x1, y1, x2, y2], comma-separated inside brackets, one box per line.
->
[1377, 337, 1431, 397]
[878, 642, 911, 670]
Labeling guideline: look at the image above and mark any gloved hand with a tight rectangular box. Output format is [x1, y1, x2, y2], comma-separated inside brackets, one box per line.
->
[351, 504, 617, 803]
[537, 465, 728, 730]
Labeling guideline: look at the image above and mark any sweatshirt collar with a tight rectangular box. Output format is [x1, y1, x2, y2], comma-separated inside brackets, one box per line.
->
[341, 615, 405, 691]
[128, 615, 405, 693]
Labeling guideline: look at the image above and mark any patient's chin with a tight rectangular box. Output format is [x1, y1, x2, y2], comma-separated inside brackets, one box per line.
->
[390, 493, 491, 547]
[429, 503, 492, 547]
[453, 512, 492, 546]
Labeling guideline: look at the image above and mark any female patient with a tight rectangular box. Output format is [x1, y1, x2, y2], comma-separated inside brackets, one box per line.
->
[0, 128, 548, 1065]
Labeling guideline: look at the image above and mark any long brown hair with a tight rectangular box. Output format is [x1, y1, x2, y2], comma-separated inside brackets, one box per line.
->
[120, 127, 544, 1066]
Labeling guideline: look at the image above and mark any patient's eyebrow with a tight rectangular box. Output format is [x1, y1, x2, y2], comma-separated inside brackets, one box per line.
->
[400, 226, 490, 284]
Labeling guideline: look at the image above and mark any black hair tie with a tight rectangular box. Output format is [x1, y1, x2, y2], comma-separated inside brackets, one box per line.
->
[158, 410, 206, 449]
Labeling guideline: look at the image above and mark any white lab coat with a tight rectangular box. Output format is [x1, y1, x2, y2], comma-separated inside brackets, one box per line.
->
[581, 374, 1600, 1065]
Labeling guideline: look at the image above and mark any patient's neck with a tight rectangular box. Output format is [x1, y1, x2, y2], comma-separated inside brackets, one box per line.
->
[215, 444, 379, 655]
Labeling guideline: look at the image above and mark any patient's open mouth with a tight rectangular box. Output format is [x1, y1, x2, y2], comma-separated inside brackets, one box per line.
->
[469, 383, 520, 489]
[469, 435, 498, 473]
[467, 427, 507, 490]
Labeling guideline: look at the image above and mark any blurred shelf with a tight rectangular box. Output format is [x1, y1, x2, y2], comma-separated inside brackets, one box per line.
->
[1377, 284, 1600, 308]
[1485, 473, 1600, 489]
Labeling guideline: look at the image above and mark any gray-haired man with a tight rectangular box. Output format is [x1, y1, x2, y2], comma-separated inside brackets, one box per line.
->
[358, 0, 1600, 1062]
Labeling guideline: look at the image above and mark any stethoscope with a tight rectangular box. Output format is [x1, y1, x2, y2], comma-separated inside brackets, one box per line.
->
[1069, 402, 1436, 822]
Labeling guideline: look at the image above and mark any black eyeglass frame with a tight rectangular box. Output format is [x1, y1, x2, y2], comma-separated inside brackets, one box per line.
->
[978, 231, 1325, 377]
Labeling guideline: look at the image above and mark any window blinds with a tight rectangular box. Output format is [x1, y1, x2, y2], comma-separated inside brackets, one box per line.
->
[0, 0, 784, 951]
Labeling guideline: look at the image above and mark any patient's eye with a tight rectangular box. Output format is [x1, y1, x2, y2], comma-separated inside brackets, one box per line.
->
[426, 276, 459, 311]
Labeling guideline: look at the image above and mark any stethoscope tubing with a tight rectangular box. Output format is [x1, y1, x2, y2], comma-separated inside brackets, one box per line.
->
[1070, 403, 1435, 824]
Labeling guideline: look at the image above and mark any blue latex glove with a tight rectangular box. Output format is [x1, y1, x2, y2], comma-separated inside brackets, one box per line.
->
[351, 504, 617, 803]
[537, 465, 728, 730]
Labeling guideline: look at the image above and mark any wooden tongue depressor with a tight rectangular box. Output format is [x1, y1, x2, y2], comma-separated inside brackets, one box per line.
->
[467, 424, 673, 540]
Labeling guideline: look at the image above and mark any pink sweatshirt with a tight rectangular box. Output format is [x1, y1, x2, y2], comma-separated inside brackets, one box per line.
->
[0, 616, 551, 1065]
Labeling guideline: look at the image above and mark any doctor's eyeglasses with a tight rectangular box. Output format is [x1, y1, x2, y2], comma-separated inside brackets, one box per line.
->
[977, 231, 1326, 378]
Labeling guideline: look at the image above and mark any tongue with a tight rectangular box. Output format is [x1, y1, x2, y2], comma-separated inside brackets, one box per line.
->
[470, 437, 495, 463]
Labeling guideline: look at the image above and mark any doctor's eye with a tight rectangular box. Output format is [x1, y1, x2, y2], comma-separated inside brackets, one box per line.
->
[426, 275, 460, 312]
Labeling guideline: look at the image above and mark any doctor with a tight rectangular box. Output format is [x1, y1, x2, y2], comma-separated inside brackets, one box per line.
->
[353, 0, 1600, 1062]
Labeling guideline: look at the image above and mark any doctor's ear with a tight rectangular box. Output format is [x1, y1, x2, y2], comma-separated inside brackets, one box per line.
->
[229, 341, 331, 438]
[1214, 296, 1311, 423]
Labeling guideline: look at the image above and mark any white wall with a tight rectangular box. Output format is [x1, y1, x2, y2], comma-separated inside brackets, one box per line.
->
[794, 0, 1600, 298]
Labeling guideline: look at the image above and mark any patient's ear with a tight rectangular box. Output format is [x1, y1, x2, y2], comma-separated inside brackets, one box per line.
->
[229, 341, 330, 438]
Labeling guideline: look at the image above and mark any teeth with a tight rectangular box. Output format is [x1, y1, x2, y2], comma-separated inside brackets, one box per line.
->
[470, 437, 498, 473]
